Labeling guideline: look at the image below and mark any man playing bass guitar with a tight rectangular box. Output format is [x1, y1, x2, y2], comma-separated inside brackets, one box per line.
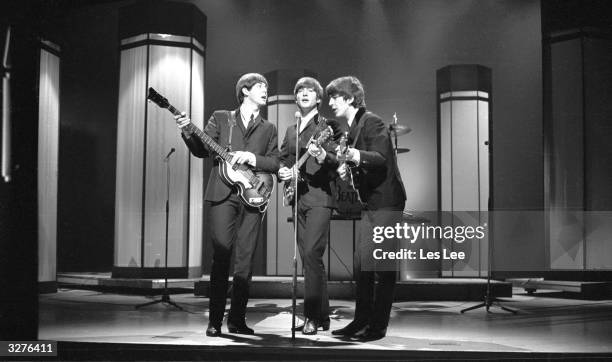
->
[175, 73, 279, 337]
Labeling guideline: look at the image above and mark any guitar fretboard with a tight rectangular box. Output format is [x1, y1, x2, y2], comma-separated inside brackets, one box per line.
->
[166, 105, 232, 163]
[165, 104, 270, 195]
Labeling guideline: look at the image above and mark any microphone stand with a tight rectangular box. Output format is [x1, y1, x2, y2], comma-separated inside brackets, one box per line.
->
[291, 113, 300, 341]
[460, 202, 516, 314]
[136, 148, 184, 311]
[461, 136, 516, 314]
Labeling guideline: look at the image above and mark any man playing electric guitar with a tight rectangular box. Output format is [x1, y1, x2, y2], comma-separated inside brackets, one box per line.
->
[278, 77, 340, 335]
[175, 73, 279, 337]
[312, 76, 407, 342]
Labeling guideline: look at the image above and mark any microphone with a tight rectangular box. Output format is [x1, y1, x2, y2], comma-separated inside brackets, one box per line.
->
[164, 147, 175, 161]
[295, 110, 301, 124]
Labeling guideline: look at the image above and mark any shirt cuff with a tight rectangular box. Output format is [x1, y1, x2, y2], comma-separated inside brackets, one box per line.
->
[249, 153, 257, 167]
[352, 149, 361, 165]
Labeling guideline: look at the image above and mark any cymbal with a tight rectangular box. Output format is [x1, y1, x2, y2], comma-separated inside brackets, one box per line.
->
[388, 124, 412, 136]
[396, 147, 411, 154]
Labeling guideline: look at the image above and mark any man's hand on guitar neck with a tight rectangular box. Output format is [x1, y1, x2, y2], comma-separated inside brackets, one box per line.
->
[278, 166, 296, 181]
[307, 143, 326, 163]
[175, 112, 193, 137]
[336, 146, 360, 181]
[335, 145, 361, 165]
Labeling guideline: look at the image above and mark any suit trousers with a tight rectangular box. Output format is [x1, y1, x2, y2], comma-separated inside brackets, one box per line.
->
[207, 193, 263, 327]
[353, 209, 403, 330]
[295, 199, 331, 323]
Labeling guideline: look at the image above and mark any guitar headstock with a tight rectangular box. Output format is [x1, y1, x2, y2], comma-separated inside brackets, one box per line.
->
[147, 87, 170, 109]
[315, 126, 333, 146]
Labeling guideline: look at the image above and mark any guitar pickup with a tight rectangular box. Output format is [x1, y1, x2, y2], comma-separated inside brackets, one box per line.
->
[249, 197, 264, 203]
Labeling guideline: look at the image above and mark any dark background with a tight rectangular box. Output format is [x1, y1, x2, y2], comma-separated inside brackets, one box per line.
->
[52, 0, 543, 272]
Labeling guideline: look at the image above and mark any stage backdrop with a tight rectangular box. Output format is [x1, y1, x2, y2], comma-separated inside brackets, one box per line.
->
[55, 0, 556, 275]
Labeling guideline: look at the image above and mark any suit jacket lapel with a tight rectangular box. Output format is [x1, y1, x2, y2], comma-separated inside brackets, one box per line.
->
[349, 108, 366, 144]
[234, 108, 247, 136]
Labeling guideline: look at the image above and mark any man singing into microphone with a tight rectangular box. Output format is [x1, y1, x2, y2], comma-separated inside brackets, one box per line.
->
[278, 77, 340, 335]
[175, 73, 279, 337]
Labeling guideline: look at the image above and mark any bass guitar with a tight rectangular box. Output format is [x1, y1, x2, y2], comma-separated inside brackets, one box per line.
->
[147, 87, 275, 213]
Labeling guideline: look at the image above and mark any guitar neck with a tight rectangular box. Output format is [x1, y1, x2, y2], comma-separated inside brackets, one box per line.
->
[165, 104, 231, 161]
[295, 149, 311, 169]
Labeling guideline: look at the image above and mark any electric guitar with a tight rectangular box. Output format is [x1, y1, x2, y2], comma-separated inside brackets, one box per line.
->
[147, 87, 275, 213]
[282, 125, 333, 206]
[335, 132, 364, 216]
[337, 132, 362, 191]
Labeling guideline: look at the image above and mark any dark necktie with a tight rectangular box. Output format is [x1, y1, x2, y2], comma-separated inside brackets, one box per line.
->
[246, 114, 254, 130]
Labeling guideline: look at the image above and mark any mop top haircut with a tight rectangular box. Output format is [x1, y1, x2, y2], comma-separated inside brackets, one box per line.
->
[325, 75, 366, 108]
[293, 77, 324, 104]
[235, 73, 269, 104]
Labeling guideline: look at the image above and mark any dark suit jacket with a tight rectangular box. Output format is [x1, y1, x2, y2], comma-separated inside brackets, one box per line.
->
[325, 108, 406, 210]
[279, 114, 340, 208]
[182, 109, 280, 203]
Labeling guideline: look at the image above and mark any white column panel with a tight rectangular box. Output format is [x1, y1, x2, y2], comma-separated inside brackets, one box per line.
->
[265, 103, 279, 275]
[451, 100, 479, 211]
[38, 49, 60, 283]
[478, 100, 490, 274]
[114, 47, 148, 267]
[144, 45, 191, 268]
[478, 100, 489, 212]
[440, 101, 452, 210]
[440, 100, 454, 275]
[453, 100, 480, 276]
[439, 97, 489, 277]
[188, 50, 204, 273]
[267, 100, 302, 276]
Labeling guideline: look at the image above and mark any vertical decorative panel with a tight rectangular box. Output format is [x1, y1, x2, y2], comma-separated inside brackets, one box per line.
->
[38, 42, 60, 290]
[437, 65, 491, 278]
[114, 47, 147, 268]
[548, 39, 585, 270]
[188, 50, 204, 274]
[144, 45, 191, 268]
[266, 93, 301, 276]
[113, 0, 207, 278]
[544, 22, 612, 271]
[265, 101, 279, 275]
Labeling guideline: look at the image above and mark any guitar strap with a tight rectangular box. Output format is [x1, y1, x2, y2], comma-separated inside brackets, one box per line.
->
[226, 111, 236, 152]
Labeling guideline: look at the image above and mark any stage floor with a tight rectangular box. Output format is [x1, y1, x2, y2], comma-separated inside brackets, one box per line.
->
[37, 287, 612, 359]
